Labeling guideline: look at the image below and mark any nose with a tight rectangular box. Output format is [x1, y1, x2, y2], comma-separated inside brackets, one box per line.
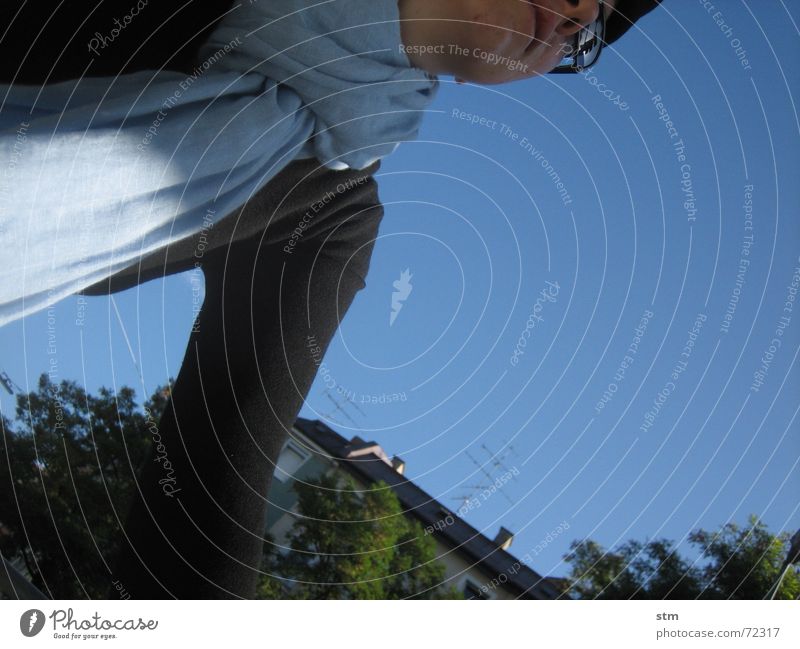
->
[555, 0, 601, 37]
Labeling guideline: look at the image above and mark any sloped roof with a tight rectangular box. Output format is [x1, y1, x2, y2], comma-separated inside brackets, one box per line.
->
[293, 418, 561, 600]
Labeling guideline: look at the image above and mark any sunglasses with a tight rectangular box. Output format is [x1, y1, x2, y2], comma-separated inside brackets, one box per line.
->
[548, 0, 606, 74]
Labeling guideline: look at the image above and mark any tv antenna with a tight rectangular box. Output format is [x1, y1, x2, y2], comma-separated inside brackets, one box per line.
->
[450, 483, 492, 509]
[319, 386, 365, 429]
[0, 370, 23, 396]
[453, 444, 517, 505]
[480, 441, 521, 483]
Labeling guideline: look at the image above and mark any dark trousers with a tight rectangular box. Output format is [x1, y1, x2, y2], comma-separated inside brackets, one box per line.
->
[84, 158, 384, 598]
[1, 0, 385, 598]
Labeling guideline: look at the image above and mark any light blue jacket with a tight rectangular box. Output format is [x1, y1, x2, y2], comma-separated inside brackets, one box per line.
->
[0, 0, 438, 326]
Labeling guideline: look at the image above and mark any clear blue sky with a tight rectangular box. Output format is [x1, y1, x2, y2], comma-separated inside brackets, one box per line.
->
[1, 1, 798, 581]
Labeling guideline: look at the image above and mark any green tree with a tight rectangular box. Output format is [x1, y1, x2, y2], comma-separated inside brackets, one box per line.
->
[689, 516, 799, 599]
[256, 472, 462, 599]
[564, 538, 703, 599]
[0, 373, 169, 598]
[564, 516, 799, 599]
[2, 375, 458, 600]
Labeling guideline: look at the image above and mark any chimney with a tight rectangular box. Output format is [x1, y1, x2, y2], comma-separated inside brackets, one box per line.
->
[391, 456, 405, 474]
[494, 526, 514, 550]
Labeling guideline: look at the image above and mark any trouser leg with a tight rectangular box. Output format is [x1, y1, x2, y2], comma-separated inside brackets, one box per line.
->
[111, 179, 383, 598]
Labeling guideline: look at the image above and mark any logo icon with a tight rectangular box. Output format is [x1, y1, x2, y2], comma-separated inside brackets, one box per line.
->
[390, 268, 413, 326]
[20, 609, 45, 637]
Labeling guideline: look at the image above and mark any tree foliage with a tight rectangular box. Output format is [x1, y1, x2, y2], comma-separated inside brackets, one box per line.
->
[257, 472, 461, 599]
[564, 515, 799, 600]
[0, 373, 169, 598]
[1, 375, 457, 599]
[4, 375, 795, 601]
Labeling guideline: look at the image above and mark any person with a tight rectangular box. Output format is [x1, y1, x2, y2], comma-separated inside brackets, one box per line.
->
[0, 0, 662, 598]
[0, 0, 439, 326]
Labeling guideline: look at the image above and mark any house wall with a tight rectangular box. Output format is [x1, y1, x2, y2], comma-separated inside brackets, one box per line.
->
[264, 436, 524, 599]
[431, 538, 518, 599]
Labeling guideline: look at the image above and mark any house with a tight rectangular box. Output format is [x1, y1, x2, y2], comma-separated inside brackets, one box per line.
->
[265, 417, 562, 599]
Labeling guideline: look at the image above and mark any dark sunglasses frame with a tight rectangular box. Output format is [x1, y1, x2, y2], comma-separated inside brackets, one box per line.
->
[547, 0, 607, 74]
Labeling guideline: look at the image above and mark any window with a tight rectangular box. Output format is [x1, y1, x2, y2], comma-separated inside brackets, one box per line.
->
[273, 440, 311, 483]
[463, 579, 491, 600]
